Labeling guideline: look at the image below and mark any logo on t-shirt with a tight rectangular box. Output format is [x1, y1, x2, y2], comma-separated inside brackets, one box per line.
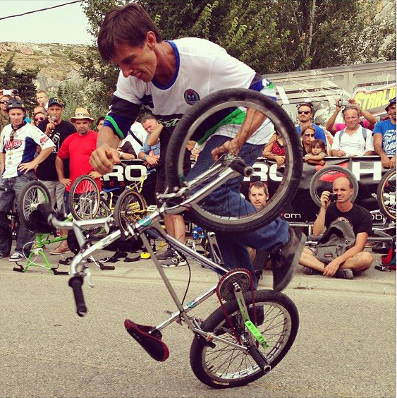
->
[184, 89, 200, 105]
[5, 139, 22, 151]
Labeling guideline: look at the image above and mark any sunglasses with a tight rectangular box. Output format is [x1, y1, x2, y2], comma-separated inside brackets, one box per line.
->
[298, 110, 311, 115]
[0, 101, 8, 104]
[34, 117, 44, 122]
[304, 133, 315, 137]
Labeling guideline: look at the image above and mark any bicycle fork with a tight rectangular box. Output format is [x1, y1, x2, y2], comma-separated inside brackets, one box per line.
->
[233, 283, 272, 373]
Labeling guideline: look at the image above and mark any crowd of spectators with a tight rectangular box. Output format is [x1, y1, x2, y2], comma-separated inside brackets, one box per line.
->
[0, 86, 395, 278]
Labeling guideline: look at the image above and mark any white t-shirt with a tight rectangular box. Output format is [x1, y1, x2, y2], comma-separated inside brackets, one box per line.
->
[114, 38, 276, 145]
[331, 126, 374, 156]
[0, 122, 55, 178]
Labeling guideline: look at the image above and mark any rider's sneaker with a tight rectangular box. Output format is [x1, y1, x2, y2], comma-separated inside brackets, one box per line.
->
[160, 255, 187, 268]
[9, 251, 24, 262]
[156, 247, 174, 261]
[270, 227, 305, 292]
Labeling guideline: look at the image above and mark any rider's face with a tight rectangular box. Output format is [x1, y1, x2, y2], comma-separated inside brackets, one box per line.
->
[111, 32, 158, 82]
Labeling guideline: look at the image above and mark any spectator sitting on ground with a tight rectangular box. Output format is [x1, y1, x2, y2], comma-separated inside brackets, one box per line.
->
[55, 107, 102, 254]
[373, 97, 396, 168]
[295, 102, 327, 145]
[301, 126, 316, 155]
[0, 99, 55, 262]
[330, 106, 375, 157]
[326, 98, 377, 135]
[299, 176, 373, 279]
[304, 139, 326, 165]
[263, 131, 285, 167]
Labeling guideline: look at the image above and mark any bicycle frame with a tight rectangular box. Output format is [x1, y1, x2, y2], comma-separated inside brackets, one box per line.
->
[50, 161, 255, 349]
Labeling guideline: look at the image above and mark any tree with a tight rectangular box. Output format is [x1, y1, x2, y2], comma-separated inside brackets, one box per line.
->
[75, 0, 395, 110]
[0, 54, 38, 113]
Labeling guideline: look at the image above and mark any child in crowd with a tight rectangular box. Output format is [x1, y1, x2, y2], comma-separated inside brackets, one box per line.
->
[304, 139, 326, 165]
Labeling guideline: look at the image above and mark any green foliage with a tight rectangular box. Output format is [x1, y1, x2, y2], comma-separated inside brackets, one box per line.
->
[56, 79, 109, 123]
[0, 54, 39, 113]
[74, 0, 395, 112]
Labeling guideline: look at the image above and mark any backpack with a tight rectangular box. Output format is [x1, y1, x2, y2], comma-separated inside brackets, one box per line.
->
[337, 126, 368, 146]
[315, 218, 356, 264]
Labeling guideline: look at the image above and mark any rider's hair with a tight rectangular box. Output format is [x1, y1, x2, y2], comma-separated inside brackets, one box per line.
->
[98, 3, 162, 62]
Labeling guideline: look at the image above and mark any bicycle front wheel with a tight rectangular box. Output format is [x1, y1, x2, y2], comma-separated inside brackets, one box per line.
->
[190, 290, 299, 388]
[166, 88, 302, 232]
[69, 175, 100, 220]
[18, 181, 51, 232]
[377, 169, 396, 221]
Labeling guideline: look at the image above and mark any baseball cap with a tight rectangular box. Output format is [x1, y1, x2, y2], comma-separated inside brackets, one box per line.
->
[48, 97, 64, 107]
[385, 97, 396, 111]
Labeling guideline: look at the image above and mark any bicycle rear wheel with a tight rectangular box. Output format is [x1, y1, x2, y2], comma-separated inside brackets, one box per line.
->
[113, 189, 148, 235]
[69, 175, 100, 220]
[18, 181, 51, 232]
[166, 88, 302, 232]
[190, 290, 299, 388]
[377, 169, 396, 222]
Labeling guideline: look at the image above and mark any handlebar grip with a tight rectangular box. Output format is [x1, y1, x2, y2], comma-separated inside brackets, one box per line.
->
[68, 276, 87, 317]
[230, 158, 253, 177]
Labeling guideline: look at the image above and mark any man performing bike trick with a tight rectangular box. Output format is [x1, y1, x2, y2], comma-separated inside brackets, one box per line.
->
[90, 3, 304, 291]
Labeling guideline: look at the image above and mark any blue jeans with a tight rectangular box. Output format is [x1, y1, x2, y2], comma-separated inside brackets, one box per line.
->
[0, 172, 37, 255]
[186, 135, 289, 280]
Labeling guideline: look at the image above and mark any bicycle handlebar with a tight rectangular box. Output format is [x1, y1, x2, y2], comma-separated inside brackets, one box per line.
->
[68, 276, 87, 317]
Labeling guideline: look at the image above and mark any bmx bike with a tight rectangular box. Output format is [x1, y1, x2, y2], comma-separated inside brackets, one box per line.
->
[24, 88, 304, 388]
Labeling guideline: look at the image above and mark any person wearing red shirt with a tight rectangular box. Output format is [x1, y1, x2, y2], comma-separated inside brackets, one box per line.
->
[54, 107, 102, 254]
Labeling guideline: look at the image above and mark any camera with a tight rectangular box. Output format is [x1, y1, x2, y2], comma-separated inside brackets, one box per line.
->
[329, 193, 338, 202]
[337, 99, 349, 107]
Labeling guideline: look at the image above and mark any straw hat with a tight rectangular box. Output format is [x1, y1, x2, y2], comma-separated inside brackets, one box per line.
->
[71, 107, 94, 122]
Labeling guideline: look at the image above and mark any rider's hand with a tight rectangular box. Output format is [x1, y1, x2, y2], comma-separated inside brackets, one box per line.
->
[211, 137, 243, 160]
[90, 144, 120, 175]
[320, 190, 331, 209]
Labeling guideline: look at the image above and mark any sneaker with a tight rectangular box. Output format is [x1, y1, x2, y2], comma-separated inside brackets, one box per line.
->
[9, 252, 25, 262]
[334, 269, 354, 279]
[161, 255, 187, 268]
[303, 266, 321, 275]
[270, 227, 305, 292]
[156, 247, 174, 260]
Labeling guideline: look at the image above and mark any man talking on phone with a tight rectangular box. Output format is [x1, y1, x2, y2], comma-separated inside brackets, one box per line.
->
[299, 176, 373, 279]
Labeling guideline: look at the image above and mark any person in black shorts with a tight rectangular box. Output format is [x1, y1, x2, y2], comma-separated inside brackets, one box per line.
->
[299, 176, 374, 279]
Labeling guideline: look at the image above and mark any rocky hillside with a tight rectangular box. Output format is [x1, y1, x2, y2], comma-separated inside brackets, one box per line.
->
[0, 42, 89, 91]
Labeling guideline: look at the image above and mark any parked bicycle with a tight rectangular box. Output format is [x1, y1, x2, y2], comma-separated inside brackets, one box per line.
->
[23, 89, 303, 388]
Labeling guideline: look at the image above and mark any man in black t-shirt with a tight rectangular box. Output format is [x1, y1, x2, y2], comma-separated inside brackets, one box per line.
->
[37, 98, 75, 254]
[299, 176, 374, 279]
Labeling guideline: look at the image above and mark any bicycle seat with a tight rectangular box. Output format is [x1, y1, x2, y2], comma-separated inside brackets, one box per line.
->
[124, 319, 169, 362]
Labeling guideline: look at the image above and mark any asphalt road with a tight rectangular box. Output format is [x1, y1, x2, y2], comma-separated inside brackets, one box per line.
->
[0, 247, 395, 398]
